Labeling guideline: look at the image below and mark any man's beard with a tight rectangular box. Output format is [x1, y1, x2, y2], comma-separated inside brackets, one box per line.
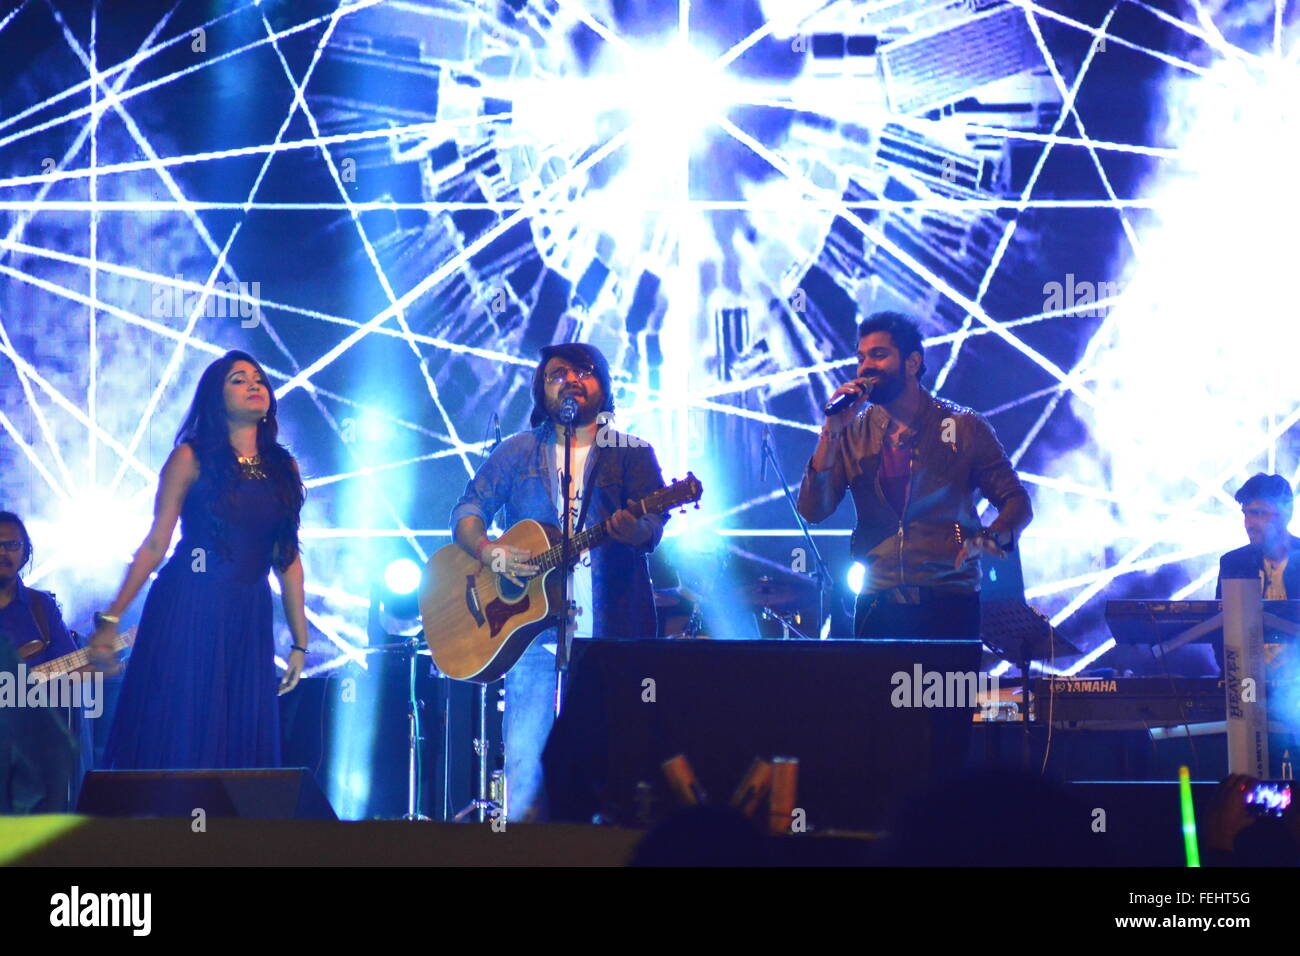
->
[1257, 529, 1286, 551]
[868, 371, 905, 404]
[547, 392, 600, 426]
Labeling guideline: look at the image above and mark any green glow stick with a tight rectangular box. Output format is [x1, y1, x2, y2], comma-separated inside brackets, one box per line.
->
[1179, 765, 1200, 867]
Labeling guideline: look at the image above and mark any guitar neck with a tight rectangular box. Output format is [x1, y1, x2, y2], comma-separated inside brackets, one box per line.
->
[530, 474, 701, 573]
[536, 521, 611, 572]
[31, 632, 130, 680]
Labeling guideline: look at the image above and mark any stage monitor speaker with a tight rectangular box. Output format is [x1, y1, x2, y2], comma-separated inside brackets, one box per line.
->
[544, 639, 982, 832]
[76, 768, 338, 820]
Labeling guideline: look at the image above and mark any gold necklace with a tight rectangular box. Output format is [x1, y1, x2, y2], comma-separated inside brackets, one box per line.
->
[237, 453, 267, 479]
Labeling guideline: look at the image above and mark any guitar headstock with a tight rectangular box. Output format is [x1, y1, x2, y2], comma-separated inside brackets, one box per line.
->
[635, 473, 703, 516]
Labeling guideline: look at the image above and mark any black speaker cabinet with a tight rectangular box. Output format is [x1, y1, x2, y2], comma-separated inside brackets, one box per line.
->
[544, 639, 982, 831]
[76, 768, 338, 820]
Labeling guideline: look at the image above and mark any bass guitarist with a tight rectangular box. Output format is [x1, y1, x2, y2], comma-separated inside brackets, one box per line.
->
[0, 510, 96, 807]
[449, 342, 669, 819]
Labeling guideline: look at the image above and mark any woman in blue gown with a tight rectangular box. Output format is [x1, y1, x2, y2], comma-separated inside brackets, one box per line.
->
[92, 350, 309, 769]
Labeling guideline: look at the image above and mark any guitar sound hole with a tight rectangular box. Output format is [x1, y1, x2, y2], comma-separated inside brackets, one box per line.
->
[497, 574, 527, 602]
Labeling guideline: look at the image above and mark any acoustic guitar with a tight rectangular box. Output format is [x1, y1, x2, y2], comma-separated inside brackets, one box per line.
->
[420, 474, 703, 683]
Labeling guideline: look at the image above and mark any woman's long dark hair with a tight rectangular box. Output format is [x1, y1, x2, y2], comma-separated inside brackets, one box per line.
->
[175, 350, 304, 570]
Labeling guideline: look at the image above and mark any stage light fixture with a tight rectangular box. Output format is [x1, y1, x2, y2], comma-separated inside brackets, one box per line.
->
[384, 558, 420, 596]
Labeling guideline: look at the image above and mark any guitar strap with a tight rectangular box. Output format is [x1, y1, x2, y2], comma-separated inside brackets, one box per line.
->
[27, 587, 53, 650]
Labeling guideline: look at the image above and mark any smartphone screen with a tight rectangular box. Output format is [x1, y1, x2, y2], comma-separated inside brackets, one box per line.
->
[1245, 781, 1293, 817]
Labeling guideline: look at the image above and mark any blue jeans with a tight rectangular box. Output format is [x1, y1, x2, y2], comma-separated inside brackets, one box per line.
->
[504, 638, 558, 820]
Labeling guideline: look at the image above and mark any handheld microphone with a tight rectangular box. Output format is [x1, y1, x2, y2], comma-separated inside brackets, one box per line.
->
[823, 380, 868, 417]
[559, 397, 579, 424]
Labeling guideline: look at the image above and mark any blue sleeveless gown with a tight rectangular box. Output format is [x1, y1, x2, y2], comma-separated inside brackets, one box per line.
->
[104, 473, 285, 769]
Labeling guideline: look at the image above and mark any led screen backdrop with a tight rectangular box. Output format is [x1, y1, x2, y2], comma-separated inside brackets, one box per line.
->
[2, 0, 1298, 684]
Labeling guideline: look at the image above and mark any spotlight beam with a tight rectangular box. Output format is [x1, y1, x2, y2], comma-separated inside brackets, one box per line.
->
[258, 8, 475, 486]
[1049, 404, 1300, 626]
[268, 575, 368, 667]
[0, 0, 263, 140]
[1172, 565, 1220, 600]
[0, 236, 537, 371]
[1026, 543, 1228, 599]
[1024, 5, 1145, 256]
[711, 0, 837, 72]
[40, 0, 458, 557]
[0, 0, 389, 154]
[733, 95, 1182, 162]
[934, 2, 1127, 393]
[44, 3, 292, 497]
[552, 0, 639, 59]
[1183, 0, 1259, 67]
[0, 2, 30, 34]
[1007, 0, 1216, 76]
[228, 6, 436, 563]
[715, 114, 1095, 408]
[0, 410, 69, 501]
[0, 198, 1175, 212]
[303, 444, 495, 490]
[0, 329, 157, 482]
[0, 245, 502, 455]
[0, 314, 76, 494]
[0, 115, 514, 191]
[274, 120, 643, 401]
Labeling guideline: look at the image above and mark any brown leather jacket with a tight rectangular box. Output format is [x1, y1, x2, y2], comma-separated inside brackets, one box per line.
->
[797, 390, 1031, 595]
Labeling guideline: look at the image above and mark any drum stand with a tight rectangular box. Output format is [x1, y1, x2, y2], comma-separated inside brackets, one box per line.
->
[451, 681, 504, 822]
[445, 415, 507, 823]
[759, 605, 814, 640]
[401, 636, 430, 821]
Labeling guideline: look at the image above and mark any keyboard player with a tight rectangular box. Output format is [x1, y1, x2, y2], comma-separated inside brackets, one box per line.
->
[1217, 473, 1300, 668]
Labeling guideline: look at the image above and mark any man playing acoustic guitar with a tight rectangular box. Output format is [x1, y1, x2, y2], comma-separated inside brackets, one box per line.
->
[450, 342, 669, 819]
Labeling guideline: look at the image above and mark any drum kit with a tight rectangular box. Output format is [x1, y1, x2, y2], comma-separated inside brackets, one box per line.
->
[654, 572, 818, 641]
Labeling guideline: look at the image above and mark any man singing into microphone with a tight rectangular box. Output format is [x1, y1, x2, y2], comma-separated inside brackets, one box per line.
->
[450, 342, 668, 819]
[797, 312, 1032, 640]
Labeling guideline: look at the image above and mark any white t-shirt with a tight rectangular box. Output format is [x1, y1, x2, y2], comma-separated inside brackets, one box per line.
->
[554, 440, 594, 639]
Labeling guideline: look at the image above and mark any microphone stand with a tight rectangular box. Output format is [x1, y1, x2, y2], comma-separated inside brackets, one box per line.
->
[554, 401, 578, 716]
[759, 424, 832, 640]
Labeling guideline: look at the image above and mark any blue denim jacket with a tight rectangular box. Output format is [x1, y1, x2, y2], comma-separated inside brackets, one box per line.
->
[449, 421, 668, 639]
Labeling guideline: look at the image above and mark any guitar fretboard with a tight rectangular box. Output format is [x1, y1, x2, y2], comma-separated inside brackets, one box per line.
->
[30, 633, 131, 680]
[535, 520, 612, 572]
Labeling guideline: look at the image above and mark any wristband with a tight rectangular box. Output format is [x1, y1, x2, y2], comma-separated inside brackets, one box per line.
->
[476, 538, 494, 561]
[95, 611, 120, 626]
[290, 645, 308, 654]
[980, 528, 1015, 554]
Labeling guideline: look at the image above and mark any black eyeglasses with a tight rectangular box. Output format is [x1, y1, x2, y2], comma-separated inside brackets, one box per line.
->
[0, 541, 24, 553]
[544, 367, 596, 387]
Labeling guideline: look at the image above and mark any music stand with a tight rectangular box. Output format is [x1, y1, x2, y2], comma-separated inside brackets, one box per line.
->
[979, 552, 1080, 767]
